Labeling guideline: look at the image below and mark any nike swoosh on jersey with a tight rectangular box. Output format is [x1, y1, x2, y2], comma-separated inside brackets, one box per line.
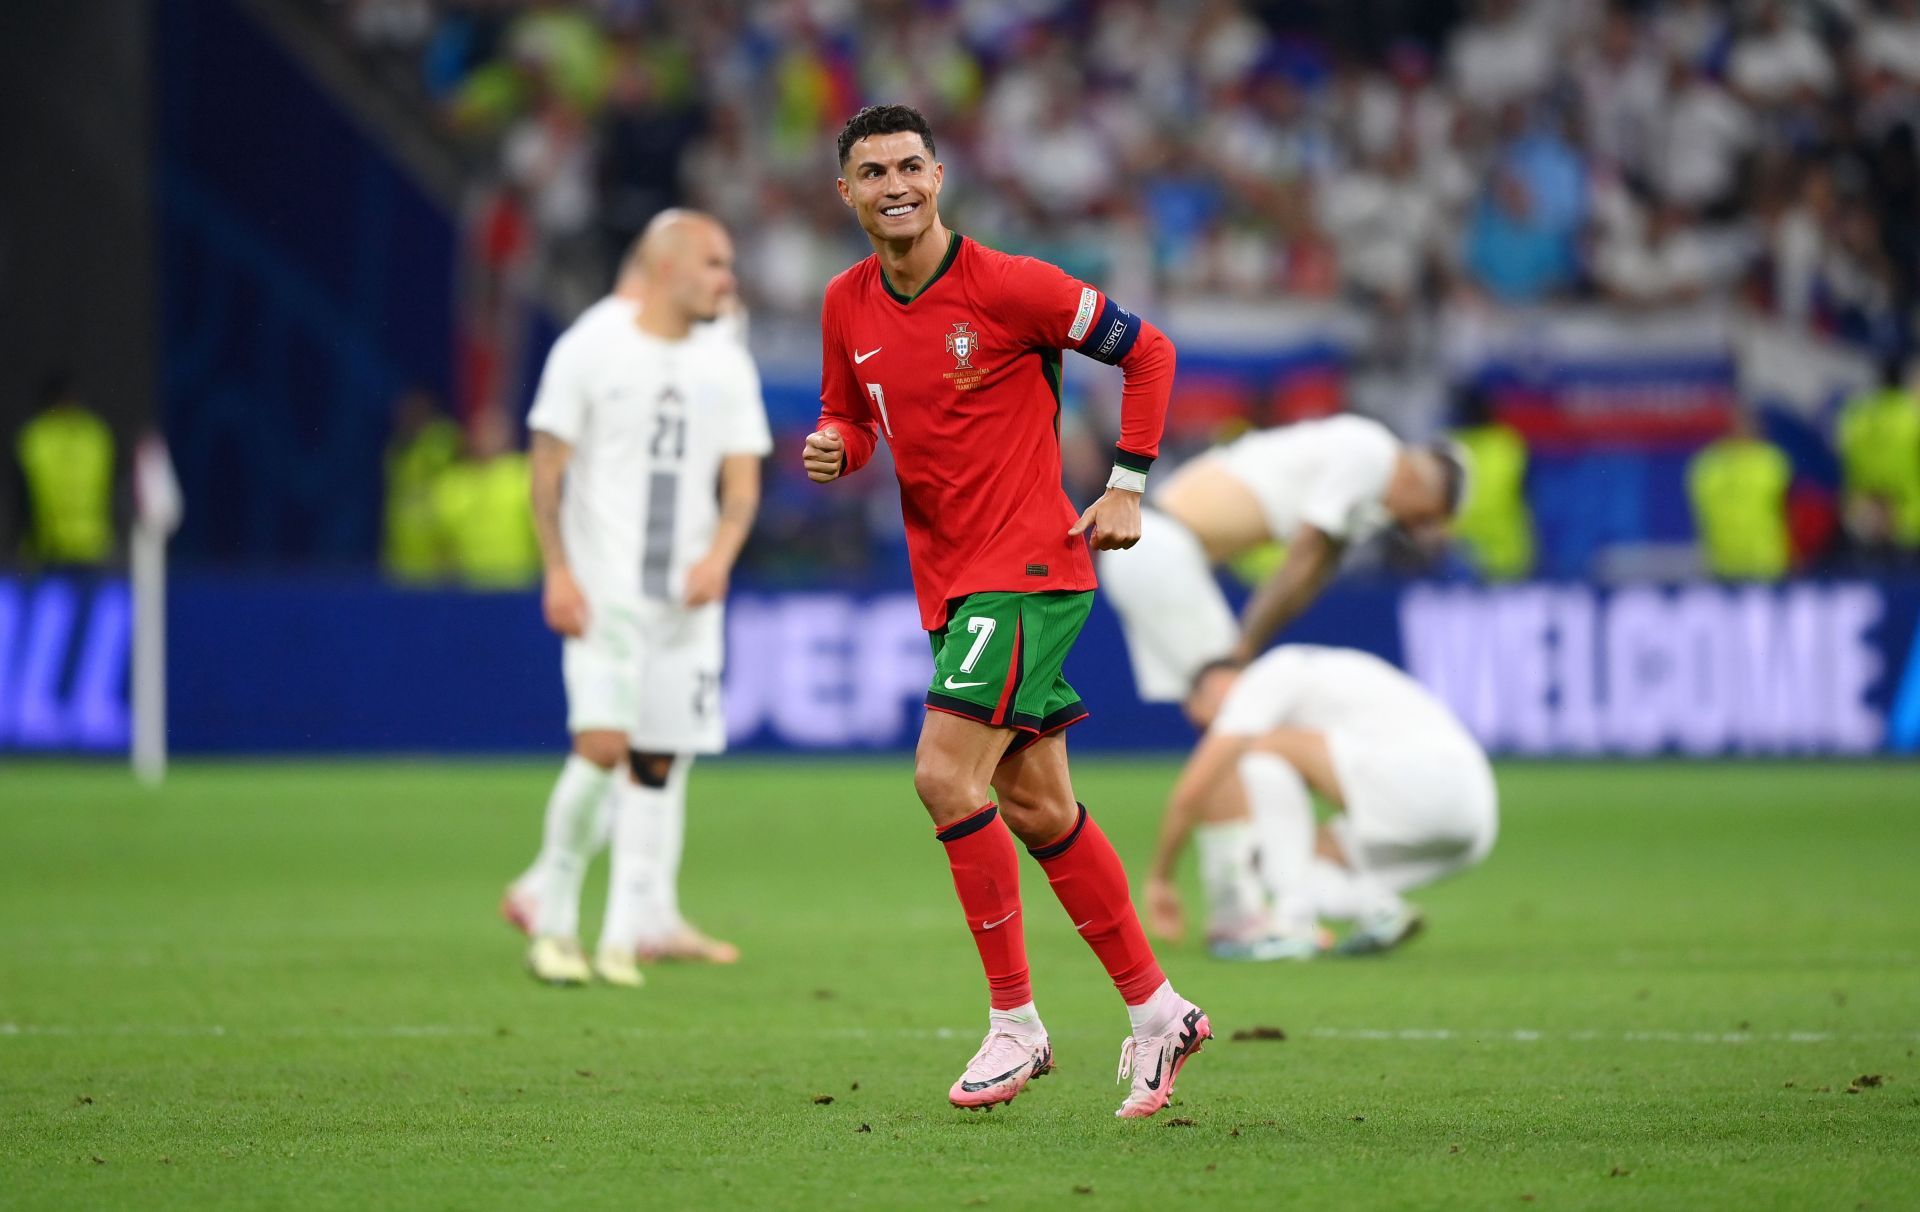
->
[854, 347, 882, 364]
[943, 676, 989, 689]
[982, 912, 1018, 930]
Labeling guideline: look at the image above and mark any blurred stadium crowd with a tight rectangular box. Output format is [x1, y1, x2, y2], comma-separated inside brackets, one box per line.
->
[45, 0, 1885, 587]
[322, 0, 1920, 331]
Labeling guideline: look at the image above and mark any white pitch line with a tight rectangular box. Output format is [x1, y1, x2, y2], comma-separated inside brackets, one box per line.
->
[4, 1022, 1917, 1046]
[1304, 1027, 1920, 1045]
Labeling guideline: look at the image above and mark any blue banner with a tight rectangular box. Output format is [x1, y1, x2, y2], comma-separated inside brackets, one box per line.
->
[0, 576, 131, 753]
[7, 574, 1915, 757]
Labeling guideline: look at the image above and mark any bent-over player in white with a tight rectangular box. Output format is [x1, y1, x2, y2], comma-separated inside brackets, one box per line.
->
[1146, 645, 1498, 960]
[1101, 413, 1465, 702]
[502, 210, 772, 986]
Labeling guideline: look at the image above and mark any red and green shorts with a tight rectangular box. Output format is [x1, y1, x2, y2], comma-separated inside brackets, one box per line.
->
[925, 590, 1093, 749]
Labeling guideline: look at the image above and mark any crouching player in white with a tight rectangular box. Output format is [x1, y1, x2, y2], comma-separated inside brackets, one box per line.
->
[1144, 645, 1498, 960]
[501, 209, 772, 986]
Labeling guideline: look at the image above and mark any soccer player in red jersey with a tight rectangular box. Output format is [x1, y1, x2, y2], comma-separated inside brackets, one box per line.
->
[802, 104, 1210, 1118]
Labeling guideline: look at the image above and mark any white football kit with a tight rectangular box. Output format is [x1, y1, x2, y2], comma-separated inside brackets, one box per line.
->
[1212, 645, 1498, 890]
[527, 296, 772, 751]
[1101, 415, 1403, 701]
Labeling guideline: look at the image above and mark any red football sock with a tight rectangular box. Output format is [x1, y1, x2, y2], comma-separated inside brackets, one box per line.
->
[1030, 803, 1166, 1005]
[936, 804, 1032, 1011]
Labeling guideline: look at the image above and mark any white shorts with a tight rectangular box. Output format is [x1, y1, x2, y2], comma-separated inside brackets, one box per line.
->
[1325, 731, 1498, 892]
[1098, 508, 1238, 703]
[563, 598, 727, 753]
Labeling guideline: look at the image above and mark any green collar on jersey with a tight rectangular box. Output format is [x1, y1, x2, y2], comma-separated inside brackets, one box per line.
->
[879, 230, 961, 305]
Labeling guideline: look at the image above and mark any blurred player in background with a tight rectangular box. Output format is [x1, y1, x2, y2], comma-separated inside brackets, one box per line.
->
[1100, 414, 1466, 941]
[1146, 646, 1498, 960]
[503, 210, 771, 986]
[1102, 413, 1466, 701]
[803, 104, 1208, 1119]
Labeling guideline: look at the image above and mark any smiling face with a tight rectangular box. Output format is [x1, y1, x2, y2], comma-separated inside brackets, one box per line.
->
[836, 129, 944, 245]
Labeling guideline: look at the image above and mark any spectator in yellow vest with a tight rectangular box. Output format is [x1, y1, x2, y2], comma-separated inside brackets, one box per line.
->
[1448, 390, 1535, 581]
[1688, 411, 1793, 581]
[1836, 358, 1920, 553]
[433, 406, 539, 589]
[382, 389, 463, 584]
[15, 377, 115, 567]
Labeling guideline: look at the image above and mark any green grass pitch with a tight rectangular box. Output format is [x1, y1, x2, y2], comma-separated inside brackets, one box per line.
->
[2, 758, 1917, 1210]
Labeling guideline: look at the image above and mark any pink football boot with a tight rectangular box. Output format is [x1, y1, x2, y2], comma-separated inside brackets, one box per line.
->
[1114, 1001, 1212, 1118]
[948, 1029, 1053, 1110]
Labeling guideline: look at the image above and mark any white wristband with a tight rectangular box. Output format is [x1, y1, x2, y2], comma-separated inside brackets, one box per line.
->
[1106, 464, 1147, 493]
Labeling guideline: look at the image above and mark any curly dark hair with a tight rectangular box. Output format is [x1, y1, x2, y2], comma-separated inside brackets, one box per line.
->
[836, 104, 936, 167]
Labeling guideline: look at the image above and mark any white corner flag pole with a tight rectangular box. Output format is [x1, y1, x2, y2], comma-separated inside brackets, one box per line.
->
[132, 433, 182, 787]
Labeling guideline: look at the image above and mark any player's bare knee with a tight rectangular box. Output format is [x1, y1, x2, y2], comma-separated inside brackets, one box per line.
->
[628, 750, 674, 789]
[998, 799, 1075, 849]
[573, 731, 626, 772]
[913, 754, 983, 822]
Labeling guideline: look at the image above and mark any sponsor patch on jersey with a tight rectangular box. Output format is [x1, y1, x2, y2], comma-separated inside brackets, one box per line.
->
[1067, 287, 1099, 343]
[945, 321, 979, 370]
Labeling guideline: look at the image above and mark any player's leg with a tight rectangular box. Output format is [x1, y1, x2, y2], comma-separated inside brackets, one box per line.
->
[1000, 589, 1206, 1058]
[1180, 781, 1268, 946]
[509, 623, 636, 985]
[1306, 825, 1383, 922]
[1098, 508, 1238, 703]
[995, 733, 1160, 997]
[603, 753, 739, 969]
[640, 754, 691, 949]
[594, 748, 673, 986]
[512, 729, 621, 985]
[643, 604, 741, 961]
[1241, 726, 1406, 942]
[917, 710, 1054, 1108]
[917, 596, 1050, 1108]
[921, 710, 1059, 1106]
[996, 733, 1212, 1118]
[1205, 749, 1324, 960]
[598, 603, 737, 980]
[1323, 742, 1498, 956]
[507, 730, 624, 928]
[1177, 711, 1341, 959]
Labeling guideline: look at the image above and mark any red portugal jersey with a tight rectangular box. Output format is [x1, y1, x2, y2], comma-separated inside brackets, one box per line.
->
[818, 234, 1154, 631]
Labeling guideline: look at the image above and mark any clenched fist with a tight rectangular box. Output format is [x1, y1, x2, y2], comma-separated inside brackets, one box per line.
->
[802, 428, 846, 482]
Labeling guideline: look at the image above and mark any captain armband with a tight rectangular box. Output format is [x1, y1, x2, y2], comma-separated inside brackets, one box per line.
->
[1078, 296, 1141, 366]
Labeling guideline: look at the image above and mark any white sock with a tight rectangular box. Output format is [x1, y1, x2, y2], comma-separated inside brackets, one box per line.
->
[989, 1001, 1046, 1041]
[1125, 980, 1181, 1036]
[600, 772, 664, 954]
[1240, 752, 1317, 936]
[1308, 855, 1403, 922]
[651, 756, 692, 934]
[1195, 820, 1266, 937]
[527, 754, 615, 940]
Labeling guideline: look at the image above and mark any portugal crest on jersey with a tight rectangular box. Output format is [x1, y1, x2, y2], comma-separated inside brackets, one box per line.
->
[945, 322, 978, 370]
